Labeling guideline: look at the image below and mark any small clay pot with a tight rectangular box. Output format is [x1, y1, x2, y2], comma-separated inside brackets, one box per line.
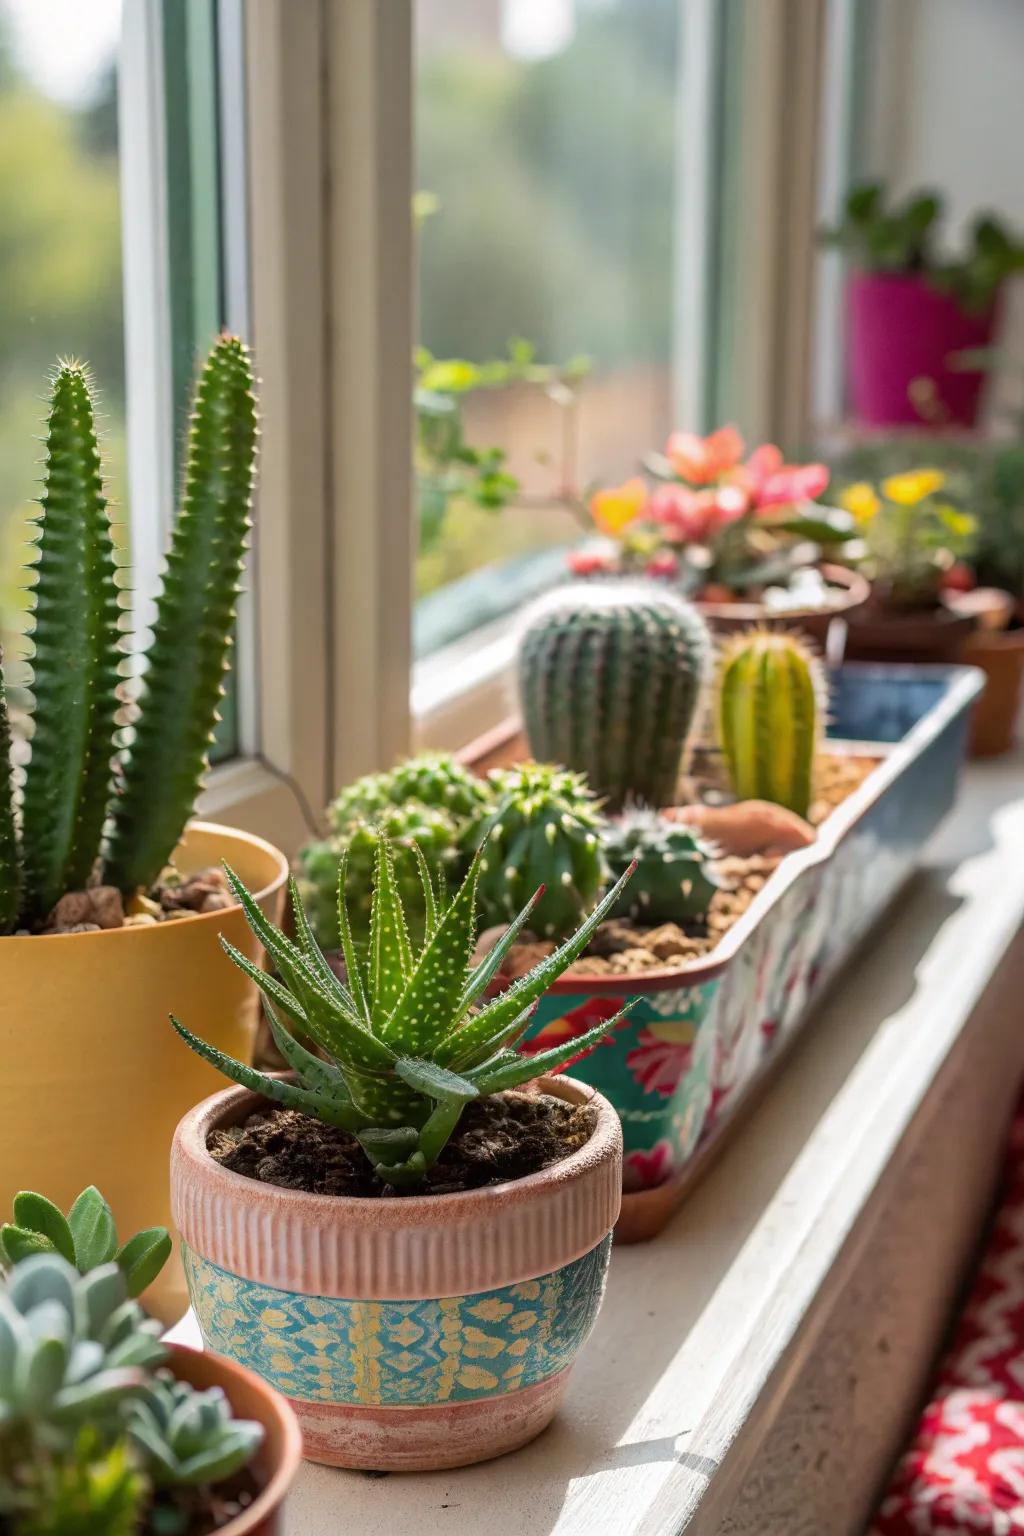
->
[964, 626, 1024, 757]
[695, 563, 870, 645]
[171, 1075, 621, 1472]
[844, 604, 976, 664]
[165, 1344, 302, 1536]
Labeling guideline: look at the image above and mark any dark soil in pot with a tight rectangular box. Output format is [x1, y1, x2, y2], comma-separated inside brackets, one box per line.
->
[209, 1091, 597, 1198]
[148, 1465, 264, 1536]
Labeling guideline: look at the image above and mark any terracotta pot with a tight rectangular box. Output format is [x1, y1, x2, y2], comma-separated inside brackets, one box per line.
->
[166, 1344, 302, 1536]
[696, 564, 870, 646]
[844, 605, 976, 665]
[964, 627, 1024, 757]
[171, 1075, 622, 1472]
[0, 822, 288, 1324]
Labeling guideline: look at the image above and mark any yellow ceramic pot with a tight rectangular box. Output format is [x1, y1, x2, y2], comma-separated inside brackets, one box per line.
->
[0, 821, 288, 1323]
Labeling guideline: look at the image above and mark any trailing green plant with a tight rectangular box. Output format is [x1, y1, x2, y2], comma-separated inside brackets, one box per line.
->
[518, 582, 711, 810]
[0, 1253, 263, 1536]
[0, 1186, 171, 1300]
[172, 842, 636, 1187]
[716, 630, 824, 820]
[602, 807, 719, 924]
[465, 763, 608, 941]
[297, 803, 463, 952]
[0, 335, 258, 935]
[326, 753, 493, 833]
[819, 181, 1024, 311]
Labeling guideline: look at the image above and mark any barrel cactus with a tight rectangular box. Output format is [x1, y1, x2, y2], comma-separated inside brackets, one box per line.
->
[518, 582, 711, 811]
[603, 807, 719, 924]
[466, 764, 607, 940]
[327, 753, 491, 833]
[297, 803, 462, 950]
[716, 629, 824, 819]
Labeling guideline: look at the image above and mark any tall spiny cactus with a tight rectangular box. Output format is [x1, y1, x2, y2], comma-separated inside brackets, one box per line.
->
[518, 582, 711, 811]
[0, 652, 19, 934]
[104, 335, 257, 893]
[20, 364, 122, 923]
[716, 630, 824, 819]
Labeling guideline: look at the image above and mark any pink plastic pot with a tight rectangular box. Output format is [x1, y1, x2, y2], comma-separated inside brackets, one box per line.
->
[846, 271, 1000, 428]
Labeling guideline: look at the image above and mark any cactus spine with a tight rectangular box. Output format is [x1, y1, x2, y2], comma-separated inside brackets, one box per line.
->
[0, 653, 18, 934]
[518, 582, 711, 811]
[466, 764, 607, 940]
[716, 629, 823, 819]
[327, 753, 491, 833]
[603, 807, 719, 923]
[105, 335, 258, 893]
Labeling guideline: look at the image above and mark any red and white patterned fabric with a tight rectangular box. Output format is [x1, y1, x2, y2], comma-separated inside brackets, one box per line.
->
[872, 1103, 1024, 1534]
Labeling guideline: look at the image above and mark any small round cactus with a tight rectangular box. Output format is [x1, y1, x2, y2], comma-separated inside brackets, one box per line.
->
[327, 753, 491, 834]
[518, 581, 712, 811]
[716, 629, 824, 819]
[466, 764, 608, 940]
[297, 802, 462, 949]
[602, 807, 719, 924]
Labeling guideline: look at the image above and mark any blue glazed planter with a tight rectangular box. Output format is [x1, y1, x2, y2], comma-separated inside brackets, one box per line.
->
[515, 664, 983, 1239]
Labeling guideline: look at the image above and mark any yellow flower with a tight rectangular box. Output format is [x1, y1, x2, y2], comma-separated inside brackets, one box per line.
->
[590, 476, 648, 538]
[838, 481, 881, 523]
[881, 469, 947, 506]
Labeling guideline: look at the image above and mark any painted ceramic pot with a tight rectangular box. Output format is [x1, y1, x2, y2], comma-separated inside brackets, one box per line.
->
[0, 820, 288, 1324]
[166, 1344, 302, 1535]
[171, 1075, 621, 1472]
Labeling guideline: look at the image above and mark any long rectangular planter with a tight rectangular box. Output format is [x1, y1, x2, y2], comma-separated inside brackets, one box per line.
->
[500, 663, 984, 1241]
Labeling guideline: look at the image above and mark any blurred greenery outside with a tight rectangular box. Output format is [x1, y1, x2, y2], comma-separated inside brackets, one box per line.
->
[0, 15, 124, 683]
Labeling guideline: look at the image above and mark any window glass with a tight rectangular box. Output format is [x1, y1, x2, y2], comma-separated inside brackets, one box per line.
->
[415, 0, 683, 655]
[0, 0, 124, 680]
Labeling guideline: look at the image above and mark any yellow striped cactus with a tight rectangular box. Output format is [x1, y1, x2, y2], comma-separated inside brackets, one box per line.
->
[715, 630, 824, 820]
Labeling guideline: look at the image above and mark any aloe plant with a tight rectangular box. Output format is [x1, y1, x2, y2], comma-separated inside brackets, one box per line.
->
[0, 336, 257, 934]
[173, 841, 636, 1187]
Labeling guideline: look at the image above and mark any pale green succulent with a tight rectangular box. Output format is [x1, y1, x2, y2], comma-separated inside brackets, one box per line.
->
[127, 1374, 262, 1490]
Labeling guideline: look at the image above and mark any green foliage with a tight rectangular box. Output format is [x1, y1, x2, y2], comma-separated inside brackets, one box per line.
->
[172, 844, 636, 1186]
[19, 363, 121, 924]
[820, 181, 1024, 311]
[0, 650, 18, 934]
[105, 335, 258, 894]
[716, 631, 823, 820]
[298, 804, 464, 952]
[518, 582, 711, 810]
[0, 1187, 171, 1300]
[127, 1373, 262, 1490]
[15, 1433, 145, 1536]
[465, 764, 608, 940]
[327, 753, 492, 832]
[602, 807, 719, 924]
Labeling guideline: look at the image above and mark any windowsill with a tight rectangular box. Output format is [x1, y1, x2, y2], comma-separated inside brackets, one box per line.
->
[411, 613, 520, 751]
[169, 753, 1024, 1531]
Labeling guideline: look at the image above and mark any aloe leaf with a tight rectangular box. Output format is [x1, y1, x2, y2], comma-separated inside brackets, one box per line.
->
[457, 884, 544, 1014]
[469, 1004, 633, 1095]
[219, 937, 310, 1032]
[336, 853, 370, 1020]
[12, 1192, 76, 1265]
[115, 1228, 172, 1298]
[356, 1126, 419, 1165]
[171, 1017, 370, 1131]
[395, 1057, 478, 1103]
[382, 848, 481, 1051]
[21, 363, 121, 920]
[0, 660, 19, 934]
[369, 838, 412, 1028]
[411, 841, 439, 942]
[262, 999, 353, 1101]
[445, 1000, 539, 1071]
[437, 861, 636, 1063]
[288, 874, 356, 1006]
[105, 335, 257, 893]
[68, 1187, 118, 1271]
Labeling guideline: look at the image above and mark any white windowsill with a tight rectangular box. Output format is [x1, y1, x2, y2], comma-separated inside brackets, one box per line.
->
[173, 752, 1024, 1532]
[411, 615, 519, 751]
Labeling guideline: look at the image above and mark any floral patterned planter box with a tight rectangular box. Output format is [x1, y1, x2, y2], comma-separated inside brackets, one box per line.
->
[518, 664, 984, 1242]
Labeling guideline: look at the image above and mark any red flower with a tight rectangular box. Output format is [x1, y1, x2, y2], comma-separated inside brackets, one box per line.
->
[940, 562, 976, 593]
[645, 550, 680, 579]
[665, 424, 745, 485]
[743, 443, 830, 510]
[650, 483, 748, 544]
[567, 548, 617, 577]
[519, 998, 625, 1075]
[625, 1023, 695, 1097]
[623, 1139, 675, 1193]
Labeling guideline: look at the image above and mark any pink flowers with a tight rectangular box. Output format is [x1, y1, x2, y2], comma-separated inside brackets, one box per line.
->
[649, 482, 749, 543]
[665, 424, 745, 485]
[742, 443, 830, 509]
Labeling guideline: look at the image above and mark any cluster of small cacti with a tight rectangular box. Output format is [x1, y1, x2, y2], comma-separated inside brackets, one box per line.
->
[174, 843, 634, 1186]
[0, 336, 258, 934]
[715, 629, 823, 820]
[466, 764, 608, 940]
[0, 1234, 262, 1534]
[296, 753, 487, 949]
[602, 807, 719, 924]
[517, 582, 712, 810]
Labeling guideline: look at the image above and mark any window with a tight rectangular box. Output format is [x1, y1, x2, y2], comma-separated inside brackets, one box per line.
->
[414, 0, 690, 658]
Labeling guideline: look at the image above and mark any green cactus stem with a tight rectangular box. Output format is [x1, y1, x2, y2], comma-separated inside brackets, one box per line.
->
[0, 656, 18, 935]
[19, 364, 122, 923]
[602, 806, 719, 924]
[518, 582, 711, 811]
[104, 335, 257, 894]
[716, 629, 823, 819]
[466, 763, 608, 940]
[327, 753, 492, 834]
